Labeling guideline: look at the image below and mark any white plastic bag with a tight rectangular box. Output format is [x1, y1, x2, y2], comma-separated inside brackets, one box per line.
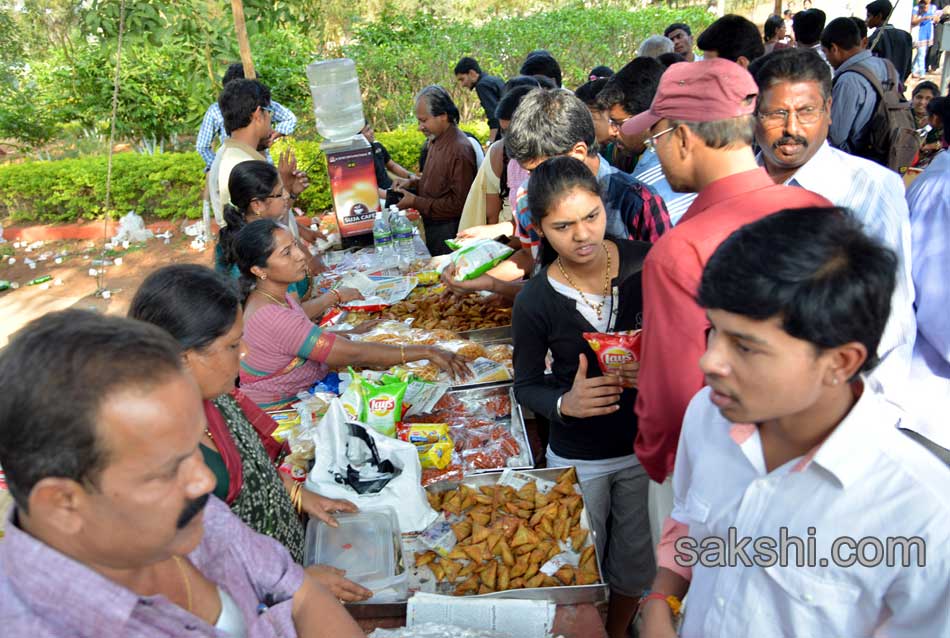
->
[113, 211, 154, 244]
[306, 399, 437, 532]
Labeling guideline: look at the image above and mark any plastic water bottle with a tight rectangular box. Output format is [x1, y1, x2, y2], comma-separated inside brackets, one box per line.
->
[306, 58, 366, 142]
[373, 211, 393, 257]
[392, 211, 415, 269]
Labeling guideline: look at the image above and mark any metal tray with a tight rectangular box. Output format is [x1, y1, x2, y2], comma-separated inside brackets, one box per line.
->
[458, 325, 512, 346]
[430, 383, 533, 472]
[346, 467, 607, 616]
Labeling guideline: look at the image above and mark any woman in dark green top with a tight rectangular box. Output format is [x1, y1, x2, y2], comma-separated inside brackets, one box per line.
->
[130, 263, 372, 602]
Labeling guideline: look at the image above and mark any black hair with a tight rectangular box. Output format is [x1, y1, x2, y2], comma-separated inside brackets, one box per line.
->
[520, 52, 562, 88]
[504, 75, 543, 92]
[526, 156, 601, 226]
[851, 16, 868, 40]
[129, 265, 241, 352]
[504, 89, 596, 163]
[764, 14, 785, 40]
[0, 310, 183, 511]
[223, 62, 245, 86]
[589, 65, 614, 79]
[218, 161, 280, 269]
[454, 57, 481, 75]
[697, 14, 766, 62]
[495, 85, 536, 122]
[574, 78, 610, 108]
[751, 48, 832, 103]
[925, 96, 950, 144]
[596, 57, 666, 117]
[664, 22, 692, 37]
[219, 79, 271, 135]
[820, 16, 862, 50]
[794, 9, 828, 46]
[416, 85, 461, 125]
[233, 218, 280, 301]
[866, 0, 893, 18]
[657, 52, 687, 67]
[698, 208, 896, 375]
[913, 80, 940, 98]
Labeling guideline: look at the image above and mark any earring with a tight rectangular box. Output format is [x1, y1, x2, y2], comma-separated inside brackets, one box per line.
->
[259, 273, 267, 281]
[832, 377, 839, 385]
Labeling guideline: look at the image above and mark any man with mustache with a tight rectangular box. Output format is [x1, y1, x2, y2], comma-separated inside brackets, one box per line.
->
[0, 310, 364, 638]
[750, 48, 916, 402]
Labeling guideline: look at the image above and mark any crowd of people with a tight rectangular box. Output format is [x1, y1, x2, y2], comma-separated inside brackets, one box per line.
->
[1, 6, 950, 638]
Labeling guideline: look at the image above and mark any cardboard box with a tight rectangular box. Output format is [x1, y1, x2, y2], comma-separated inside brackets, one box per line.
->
[325, 136, 380, 238]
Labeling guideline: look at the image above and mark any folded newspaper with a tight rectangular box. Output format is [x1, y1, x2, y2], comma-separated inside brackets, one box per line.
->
[368, 592, 556, 638]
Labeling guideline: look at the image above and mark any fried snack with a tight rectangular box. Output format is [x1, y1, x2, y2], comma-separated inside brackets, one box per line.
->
[381, 291, 513, 332]
[427, 491, 443, 510]
[427, 474, 601, 596]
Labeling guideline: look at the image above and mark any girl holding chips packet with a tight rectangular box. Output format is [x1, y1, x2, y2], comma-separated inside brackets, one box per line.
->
[511, 157, 655, 638]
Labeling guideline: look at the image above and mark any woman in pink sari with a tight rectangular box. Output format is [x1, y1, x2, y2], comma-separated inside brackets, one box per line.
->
[235, 219, 469, 409]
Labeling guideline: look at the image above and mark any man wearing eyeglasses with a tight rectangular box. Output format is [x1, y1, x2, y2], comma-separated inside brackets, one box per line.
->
[620, 59, 831, 505]
[208, 79, 309, 226]
[750, 47, 916, 404]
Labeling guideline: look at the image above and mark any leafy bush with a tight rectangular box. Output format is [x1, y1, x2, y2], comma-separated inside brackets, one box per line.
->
[0, 153, 205, 223]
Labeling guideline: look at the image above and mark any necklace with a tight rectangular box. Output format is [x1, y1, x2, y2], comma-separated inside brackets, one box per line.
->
[172, 556, 193, 613]
[253, 288, 289, 308]
[557, 242, 612, 321]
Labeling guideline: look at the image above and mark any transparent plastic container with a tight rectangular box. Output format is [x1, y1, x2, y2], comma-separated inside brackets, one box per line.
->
[304, 509, 407, 602]
[306, 58, 366, 142]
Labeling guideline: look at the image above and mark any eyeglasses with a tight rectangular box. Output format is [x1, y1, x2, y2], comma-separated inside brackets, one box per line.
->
[756, 105, 824, 129]
[644, 126, 676, 151]
[608, 115, 633, 130]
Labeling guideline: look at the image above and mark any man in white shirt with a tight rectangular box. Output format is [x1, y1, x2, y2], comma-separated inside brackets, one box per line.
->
[638, 209, 950, 638]
[750, 47, 916, 402]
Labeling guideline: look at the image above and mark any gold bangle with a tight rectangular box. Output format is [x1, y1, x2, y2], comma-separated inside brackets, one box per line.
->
[400, 344, 407, 365]
[331, 289, 342, 306]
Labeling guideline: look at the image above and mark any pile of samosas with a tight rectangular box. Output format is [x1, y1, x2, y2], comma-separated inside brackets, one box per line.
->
[415, 469, 600, 596]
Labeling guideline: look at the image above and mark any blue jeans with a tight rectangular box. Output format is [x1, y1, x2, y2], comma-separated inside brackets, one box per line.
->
[913, 45, 928, 76]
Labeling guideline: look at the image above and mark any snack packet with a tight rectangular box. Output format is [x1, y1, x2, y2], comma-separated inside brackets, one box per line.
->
[339, 372, 365, 421]
[583, 330, 642, 378]
[398, 423, 451, 446]
[418, 440, 454, 470]
[450, 239, 515, 281]
[362, 380, 408, 438]
[269, 410, 301, 444]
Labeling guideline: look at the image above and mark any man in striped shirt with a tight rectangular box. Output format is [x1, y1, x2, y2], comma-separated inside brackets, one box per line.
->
[598, 58, 697, 225]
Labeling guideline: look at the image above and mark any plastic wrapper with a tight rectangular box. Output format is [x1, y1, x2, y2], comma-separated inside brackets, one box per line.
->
[270, 410, 301, 444]
[419, 440, 455, 470]
[421, 457, 465, 487]
[583, 330, 642, 376]
[450, 240, 515, 281]
[399, 423, 451, 445]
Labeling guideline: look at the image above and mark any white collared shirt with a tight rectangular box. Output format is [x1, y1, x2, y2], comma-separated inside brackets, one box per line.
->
[758, 142, 917, 403]
[666, 383, 950, 638]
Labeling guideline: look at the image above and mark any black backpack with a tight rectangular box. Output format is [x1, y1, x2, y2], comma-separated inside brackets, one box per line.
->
[833, 58, 919, 173]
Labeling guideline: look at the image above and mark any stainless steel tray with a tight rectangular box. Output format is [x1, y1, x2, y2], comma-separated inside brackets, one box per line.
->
[430, 383, 533, 472]
[458, 325, 512, 346]
[345, 467, 607, 616]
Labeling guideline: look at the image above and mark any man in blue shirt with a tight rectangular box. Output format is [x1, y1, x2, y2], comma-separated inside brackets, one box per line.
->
[822, 17, 892, 155]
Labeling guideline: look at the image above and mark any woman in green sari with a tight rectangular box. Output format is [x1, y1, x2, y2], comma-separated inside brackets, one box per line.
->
[129, 263, 372, 602]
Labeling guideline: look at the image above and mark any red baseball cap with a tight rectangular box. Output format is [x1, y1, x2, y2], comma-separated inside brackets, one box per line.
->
[622, 58, 759, 137]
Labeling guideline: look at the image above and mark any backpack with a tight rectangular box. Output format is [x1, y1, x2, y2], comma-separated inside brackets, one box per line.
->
[834, 58, 919, 173]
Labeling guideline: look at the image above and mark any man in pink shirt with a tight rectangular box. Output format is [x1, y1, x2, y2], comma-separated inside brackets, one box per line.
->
[621, 59, 831, 485]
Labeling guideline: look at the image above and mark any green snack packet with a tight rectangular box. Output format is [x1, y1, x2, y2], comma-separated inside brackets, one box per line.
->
[362, 380, 408, 438]
[450, 239, 515, 281]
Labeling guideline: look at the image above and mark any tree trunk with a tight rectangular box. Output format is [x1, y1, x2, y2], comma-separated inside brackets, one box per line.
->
[230, 0, 256, 79]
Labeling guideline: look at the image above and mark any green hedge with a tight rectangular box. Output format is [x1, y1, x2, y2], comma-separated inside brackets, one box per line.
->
[0, 124, 489, 223]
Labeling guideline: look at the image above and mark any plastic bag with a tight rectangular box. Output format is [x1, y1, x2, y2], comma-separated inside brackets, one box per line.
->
[113, 211, 154, 244]
[307, 399, 437, 533]
[450, 240, 515, 281]
[583, 330, 642, 376]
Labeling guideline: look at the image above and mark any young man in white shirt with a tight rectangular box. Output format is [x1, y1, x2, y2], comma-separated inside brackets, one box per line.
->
[638, 208, 950, 638]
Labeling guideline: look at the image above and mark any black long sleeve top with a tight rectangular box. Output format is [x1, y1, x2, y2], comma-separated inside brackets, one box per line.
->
[512, 239, 650, 460]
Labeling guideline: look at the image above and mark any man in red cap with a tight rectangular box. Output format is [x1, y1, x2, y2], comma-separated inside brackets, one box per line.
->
[622, 59, 831, 497]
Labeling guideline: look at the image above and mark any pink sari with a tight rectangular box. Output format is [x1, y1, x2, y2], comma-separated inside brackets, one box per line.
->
[239, 293, 336, 409]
